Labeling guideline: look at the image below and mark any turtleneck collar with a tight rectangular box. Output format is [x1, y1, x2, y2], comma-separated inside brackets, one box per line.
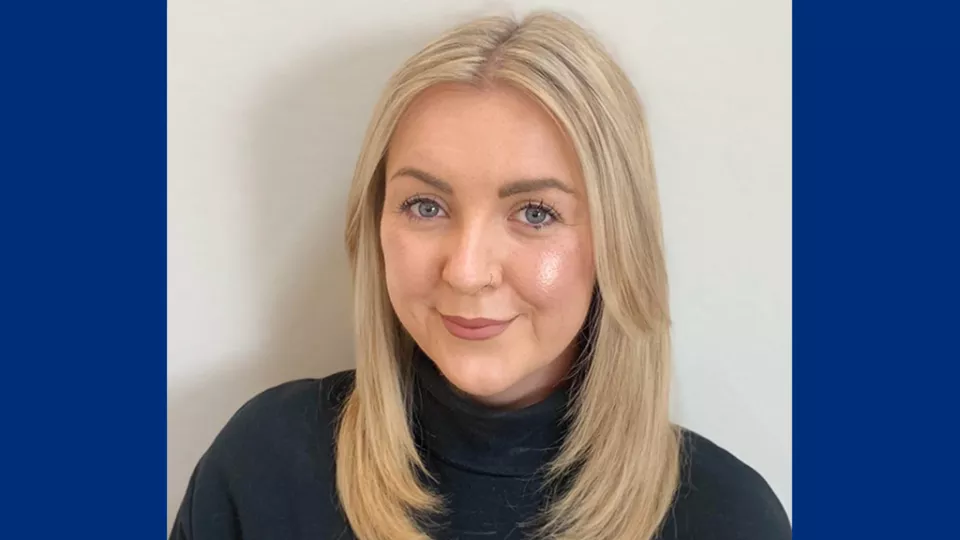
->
[411, 347, 571, 478]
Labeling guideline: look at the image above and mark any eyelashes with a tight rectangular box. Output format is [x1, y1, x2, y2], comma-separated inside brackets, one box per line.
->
[396, 195, 563, 229]
[397, 195, 447, 220]
[515, 199, 561, 229]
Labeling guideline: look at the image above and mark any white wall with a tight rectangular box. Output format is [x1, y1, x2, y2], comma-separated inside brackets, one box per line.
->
[168, 0, 792, 530]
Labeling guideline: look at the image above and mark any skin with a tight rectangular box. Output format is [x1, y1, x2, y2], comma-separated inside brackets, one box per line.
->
[380, 82, 596, 408]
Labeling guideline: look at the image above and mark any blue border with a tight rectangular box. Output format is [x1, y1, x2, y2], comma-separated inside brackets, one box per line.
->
[3, 0, 959, 537]
[795, 1, 959, 537]
[2, 1, 166, 536]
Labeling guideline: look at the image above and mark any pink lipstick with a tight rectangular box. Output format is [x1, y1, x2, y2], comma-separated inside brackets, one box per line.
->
[441, 315, 514, 340]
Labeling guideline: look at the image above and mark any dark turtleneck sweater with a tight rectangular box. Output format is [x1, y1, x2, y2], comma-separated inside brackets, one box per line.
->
[170, 352, 791, 539]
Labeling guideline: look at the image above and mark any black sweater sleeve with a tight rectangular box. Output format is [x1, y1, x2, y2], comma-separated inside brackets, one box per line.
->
[660, 430, 792, 539]
[168, 377, 347, 540]
[169, 447, 242, 540]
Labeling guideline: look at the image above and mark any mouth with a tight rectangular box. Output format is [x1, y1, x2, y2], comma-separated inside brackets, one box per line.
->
[440, 314, 516, 341]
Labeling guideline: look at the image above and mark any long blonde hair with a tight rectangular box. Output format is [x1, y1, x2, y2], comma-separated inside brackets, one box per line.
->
[338, 11, 680, 540]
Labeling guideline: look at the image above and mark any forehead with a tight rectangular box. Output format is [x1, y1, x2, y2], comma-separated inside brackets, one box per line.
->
[387, 83, 582, 186]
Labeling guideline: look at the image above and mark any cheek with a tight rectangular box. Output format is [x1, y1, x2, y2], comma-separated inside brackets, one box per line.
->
[535, 250, 563, 294]
[381, 224, 438, 303]
[511, 239, 595, 318]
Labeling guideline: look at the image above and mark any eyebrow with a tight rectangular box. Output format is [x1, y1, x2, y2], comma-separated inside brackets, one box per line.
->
[390, 167, 575, 198]
[391, 167, 453, 194]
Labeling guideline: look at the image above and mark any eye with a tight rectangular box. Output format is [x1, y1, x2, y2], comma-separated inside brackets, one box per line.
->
[524, 206, 550, 225]
[514, 201, 560, 229]
[398, 196, 447, 220]
[413, 200, 442, 218]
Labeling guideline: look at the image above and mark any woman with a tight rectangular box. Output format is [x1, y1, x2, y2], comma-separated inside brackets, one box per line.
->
[171, 11, 791, 540]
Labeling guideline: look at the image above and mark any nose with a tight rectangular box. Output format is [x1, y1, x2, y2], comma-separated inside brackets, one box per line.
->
[441, 220, 502, 295]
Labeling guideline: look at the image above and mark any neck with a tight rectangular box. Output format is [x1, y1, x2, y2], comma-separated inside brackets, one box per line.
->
[411, 347, 572, 477]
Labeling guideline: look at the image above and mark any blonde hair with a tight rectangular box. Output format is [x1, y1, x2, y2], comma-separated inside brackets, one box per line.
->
[338, 11, 680, 540]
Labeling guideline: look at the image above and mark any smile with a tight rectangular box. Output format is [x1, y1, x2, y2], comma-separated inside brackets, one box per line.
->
[440, 314, 515, 341]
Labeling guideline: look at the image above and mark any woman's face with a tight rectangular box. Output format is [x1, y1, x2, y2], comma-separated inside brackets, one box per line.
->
[381, 83, 596, 408]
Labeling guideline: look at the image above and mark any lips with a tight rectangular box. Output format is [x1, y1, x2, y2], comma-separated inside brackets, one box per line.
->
[440, 314, 515, 340]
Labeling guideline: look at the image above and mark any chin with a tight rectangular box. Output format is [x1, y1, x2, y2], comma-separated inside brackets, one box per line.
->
[433, 350, 523, 400]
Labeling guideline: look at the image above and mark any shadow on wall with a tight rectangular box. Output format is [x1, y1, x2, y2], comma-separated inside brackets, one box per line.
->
[167, 29, 443, 529]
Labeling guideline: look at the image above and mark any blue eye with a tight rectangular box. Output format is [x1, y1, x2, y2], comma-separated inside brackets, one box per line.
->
[516, 202, 558, 228]
[414, 200, 441, 218]
[399, 196, 447, 220]
[524, 206, 550, 225]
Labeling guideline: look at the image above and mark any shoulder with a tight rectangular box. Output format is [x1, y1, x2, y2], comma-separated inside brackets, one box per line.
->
[193, 369, 356, 478]
[223, 370, 355, 432]
[170, 371, 356, 538]
[211, 370, 356, 460]
[660, 428, 792, 540]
